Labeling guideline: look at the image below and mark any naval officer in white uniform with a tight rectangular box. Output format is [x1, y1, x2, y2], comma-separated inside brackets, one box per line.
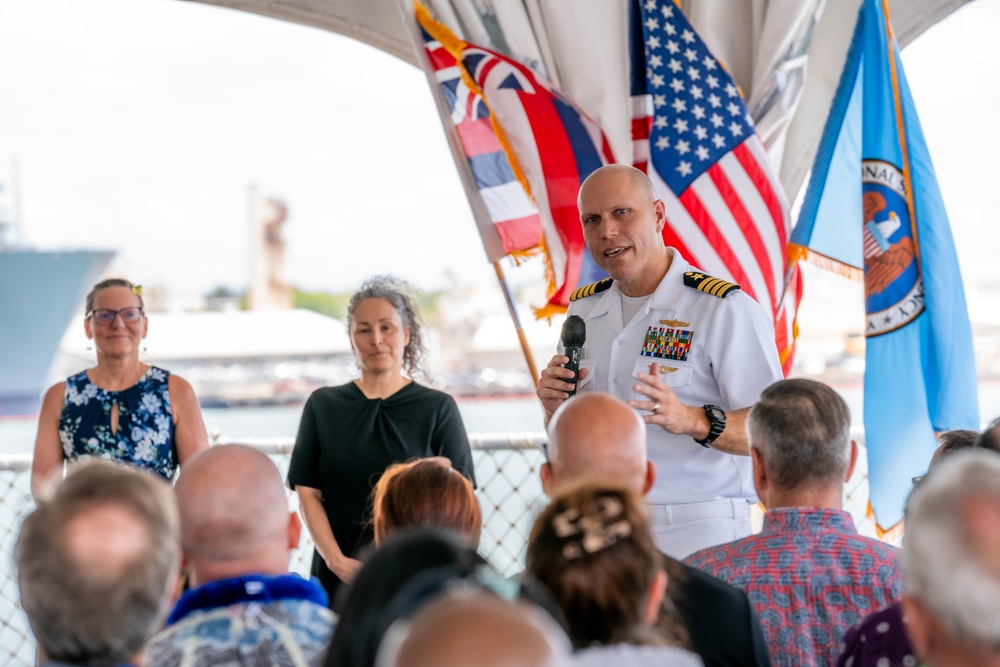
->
[537, 164, 783, 559]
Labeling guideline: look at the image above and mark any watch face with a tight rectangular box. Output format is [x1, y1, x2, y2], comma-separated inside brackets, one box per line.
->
[696, 405, 726, 447]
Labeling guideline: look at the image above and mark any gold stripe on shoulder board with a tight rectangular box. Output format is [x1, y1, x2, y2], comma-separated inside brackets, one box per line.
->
[570, 277, 614, 302]
[683, 271, 741, 298]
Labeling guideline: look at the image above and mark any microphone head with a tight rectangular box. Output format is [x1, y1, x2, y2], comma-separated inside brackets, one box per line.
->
[560, 315, 587, 347]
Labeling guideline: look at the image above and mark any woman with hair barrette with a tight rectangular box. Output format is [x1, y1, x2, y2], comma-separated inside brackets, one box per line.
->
[527, 483, 704, 667]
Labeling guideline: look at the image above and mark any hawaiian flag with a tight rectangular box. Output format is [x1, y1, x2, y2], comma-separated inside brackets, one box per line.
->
[792, 0, 978, 530]
[629, 0, 801, 375]
[415, 3, 616, 318]
[416, 7, 541, 262]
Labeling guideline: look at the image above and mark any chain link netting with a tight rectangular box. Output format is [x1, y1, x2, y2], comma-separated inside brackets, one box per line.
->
[0, 434, 879, 665]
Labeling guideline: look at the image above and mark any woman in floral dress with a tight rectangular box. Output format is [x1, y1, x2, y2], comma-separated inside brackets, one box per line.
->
[31, 278, 208, 496]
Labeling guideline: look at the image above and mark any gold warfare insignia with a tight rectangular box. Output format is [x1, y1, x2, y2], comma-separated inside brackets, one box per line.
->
[660, 319, 689, 327]
[659, 366, 679, 373]
[642, 325, 692, 362]
[683, 271, 741, 298]
[570, 277, 614, 302]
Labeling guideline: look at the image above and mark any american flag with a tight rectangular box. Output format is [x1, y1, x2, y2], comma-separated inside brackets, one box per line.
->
[631, 0, 801, 374]
[417, 9, 542, 262]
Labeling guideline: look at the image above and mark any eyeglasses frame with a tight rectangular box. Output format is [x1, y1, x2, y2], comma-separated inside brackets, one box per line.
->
[86, 307, 146, 325]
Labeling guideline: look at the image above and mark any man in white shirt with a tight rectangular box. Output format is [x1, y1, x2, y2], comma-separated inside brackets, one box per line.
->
[537, 164, 782, 558]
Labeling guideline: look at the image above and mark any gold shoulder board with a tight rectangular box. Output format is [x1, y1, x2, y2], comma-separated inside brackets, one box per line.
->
[570, 277, 614, 302]
[683, 271, 741, 298]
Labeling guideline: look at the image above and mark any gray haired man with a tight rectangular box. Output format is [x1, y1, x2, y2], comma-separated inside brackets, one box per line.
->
[902, 449, 1000, 666]
[685, 378, 901, 667]
[16, 460, 180, 667]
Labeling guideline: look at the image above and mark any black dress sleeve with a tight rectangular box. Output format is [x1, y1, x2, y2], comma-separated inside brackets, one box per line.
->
[288, 392, 323, 490]
[432, 393, 477, 487]
[671, 558, 773, 667]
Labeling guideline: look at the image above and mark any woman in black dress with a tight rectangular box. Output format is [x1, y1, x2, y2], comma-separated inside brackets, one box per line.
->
[288, 276, 475, 603]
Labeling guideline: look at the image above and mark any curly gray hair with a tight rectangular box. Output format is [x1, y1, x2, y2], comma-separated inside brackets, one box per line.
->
[347, 275, 427, 379]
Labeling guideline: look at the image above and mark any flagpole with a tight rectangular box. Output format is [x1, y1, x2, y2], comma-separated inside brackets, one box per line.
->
[492, 260, 540, 389]
[403, 0, 544, 390]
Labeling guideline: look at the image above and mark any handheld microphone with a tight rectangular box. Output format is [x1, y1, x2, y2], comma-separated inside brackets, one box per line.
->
[560, 315, 586, 397]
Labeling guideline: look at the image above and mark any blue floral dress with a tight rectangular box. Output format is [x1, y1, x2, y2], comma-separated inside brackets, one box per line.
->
[58, 366, 178, 480]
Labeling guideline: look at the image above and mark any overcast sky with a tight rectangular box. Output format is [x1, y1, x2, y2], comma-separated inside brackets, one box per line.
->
[0, 0, 997, 317]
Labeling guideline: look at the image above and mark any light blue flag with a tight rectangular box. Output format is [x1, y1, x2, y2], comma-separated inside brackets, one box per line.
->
[792, 0, 978, 529]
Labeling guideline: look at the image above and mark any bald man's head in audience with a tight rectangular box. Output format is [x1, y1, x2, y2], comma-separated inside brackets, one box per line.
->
[541, 392, 654, 497]
[379, 593, 569, 667]
[174, 444, 300, 587]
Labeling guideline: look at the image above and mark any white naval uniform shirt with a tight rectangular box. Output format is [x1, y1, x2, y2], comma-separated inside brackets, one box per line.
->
[565, 248, 783, 505]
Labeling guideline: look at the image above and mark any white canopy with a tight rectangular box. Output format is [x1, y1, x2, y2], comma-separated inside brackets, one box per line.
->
[187, 0, 970, 204]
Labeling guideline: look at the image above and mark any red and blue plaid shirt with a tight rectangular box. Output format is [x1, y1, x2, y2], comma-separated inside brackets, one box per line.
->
[684, 507, 902, 667]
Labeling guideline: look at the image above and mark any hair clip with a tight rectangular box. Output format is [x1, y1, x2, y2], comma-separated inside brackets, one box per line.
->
[131, 283, 143, 297]
[551, 495, 633, 560]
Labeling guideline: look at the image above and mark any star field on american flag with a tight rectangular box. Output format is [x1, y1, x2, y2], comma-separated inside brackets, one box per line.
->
[628, 0, 800, 376]
[642, 0, 754, 193]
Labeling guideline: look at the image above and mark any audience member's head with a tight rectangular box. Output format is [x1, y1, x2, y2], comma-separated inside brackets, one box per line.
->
[372, 457, 482, 546]
[543, 392, 654, 496]
[975, 416, 1000, 453]
[377, 592, 570, 667]
[747, 378, 856, 508]
[526, 483, 673, 650]
[16, 460, 179, 665]
[930, 428, 978, 467]
[902, 450, 1000, 665]
[325, 529, 491, 667]
[173, 444, 300, 588]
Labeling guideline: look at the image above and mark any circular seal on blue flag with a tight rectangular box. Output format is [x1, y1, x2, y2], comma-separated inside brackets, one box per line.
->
[862, 159, 923, 337]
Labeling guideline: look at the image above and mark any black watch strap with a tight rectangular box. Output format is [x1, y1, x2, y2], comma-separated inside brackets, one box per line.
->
[695, 404, 726, 448]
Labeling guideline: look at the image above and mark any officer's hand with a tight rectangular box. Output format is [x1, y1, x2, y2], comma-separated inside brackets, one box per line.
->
[537, 355, 590, 418]
[629, 361, 703, 435]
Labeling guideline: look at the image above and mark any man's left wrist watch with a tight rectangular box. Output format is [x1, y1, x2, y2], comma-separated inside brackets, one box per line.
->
[695, 404, 726, 448]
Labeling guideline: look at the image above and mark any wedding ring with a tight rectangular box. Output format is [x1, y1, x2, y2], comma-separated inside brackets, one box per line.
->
[651, 403, 660, 414]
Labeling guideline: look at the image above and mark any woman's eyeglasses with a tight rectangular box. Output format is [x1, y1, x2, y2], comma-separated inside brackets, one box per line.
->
[87, 307, 145, 325]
